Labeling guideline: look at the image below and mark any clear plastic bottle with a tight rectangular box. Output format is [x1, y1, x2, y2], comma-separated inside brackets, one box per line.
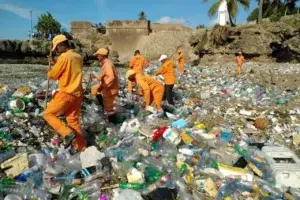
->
[80, 180, 102, 194]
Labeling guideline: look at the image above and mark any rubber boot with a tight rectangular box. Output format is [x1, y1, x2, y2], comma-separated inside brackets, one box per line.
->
[96, 94, 104, 108]
[107, 114, 117, 124]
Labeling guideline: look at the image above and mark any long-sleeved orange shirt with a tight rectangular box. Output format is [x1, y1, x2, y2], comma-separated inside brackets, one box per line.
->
[156, 59, 176, 85]
[236, 55, 245, 66]
[129, 54, 148, 74]
[47, 49, 83, 97]
[177, 53, 185, 65]
[98, 58, 119, 97]
[136, 74, 164, 106]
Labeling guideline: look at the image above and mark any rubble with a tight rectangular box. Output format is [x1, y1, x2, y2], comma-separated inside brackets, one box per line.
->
[0, 62, 300, 199]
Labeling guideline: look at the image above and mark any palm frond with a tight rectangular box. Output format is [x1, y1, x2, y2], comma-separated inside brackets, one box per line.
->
[208, 1, 222, 17]
[238, 0, 250, 10]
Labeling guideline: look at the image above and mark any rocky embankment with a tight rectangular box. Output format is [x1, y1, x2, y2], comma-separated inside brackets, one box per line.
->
[1, 15, 299, 65]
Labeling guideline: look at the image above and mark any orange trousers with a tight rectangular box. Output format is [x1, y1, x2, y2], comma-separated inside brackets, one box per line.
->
[236, 64, 242, 75]
[179, 62, 185, 74]
[149, 85, 164, 110]
[43, 91, 86, 151]
[103, 93, 117, 114]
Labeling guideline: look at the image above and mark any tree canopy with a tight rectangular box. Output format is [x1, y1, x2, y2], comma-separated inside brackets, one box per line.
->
[138, 11, 148, 20]
[35, 12, 61, 39]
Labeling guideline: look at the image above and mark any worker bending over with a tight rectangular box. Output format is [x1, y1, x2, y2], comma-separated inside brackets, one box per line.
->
[156, 54, 176, 105]
[126, 70, 164, 112]
[128, 50, 149, 94]
[177, 50, 185, 74]
[236, 51, 245, 76]
[44, 35, 86, 152]
[91, 48, 119, 124]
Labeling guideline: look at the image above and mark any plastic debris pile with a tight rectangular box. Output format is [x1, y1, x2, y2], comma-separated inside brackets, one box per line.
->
[0, 63, 300, 200]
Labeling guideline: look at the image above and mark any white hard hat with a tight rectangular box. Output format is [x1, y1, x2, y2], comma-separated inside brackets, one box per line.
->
[159, 54, 168, 62]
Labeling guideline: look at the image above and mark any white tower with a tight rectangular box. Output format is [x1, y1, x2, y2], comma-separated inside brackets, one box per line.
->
[218, 0, 228, 26]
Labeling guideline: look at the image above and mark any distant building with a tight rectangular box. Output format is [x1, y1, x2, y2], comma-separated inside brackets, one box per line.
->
[218, 0, 228, 26]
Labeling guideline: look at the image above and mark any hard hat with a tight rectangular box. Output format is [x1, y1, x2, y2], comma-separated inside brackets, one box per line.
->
[52, 35, 68, 51]
[126, 70, 136, 80]
[159, 54, 168, 62]
[94, 48, 109, 56]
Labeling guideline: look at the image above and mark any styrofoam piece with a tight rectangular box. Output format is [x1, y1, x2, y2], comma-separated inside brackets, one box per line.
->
[262, 146, 300, 191]
[80, 146, 105, 169]
[200, 87, 210, 99]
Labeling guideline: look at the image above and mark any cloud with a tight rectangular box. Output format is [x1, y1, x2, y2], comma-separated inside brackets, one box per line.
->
[157, 16, 187, 24]
[0, 3, 31, 19]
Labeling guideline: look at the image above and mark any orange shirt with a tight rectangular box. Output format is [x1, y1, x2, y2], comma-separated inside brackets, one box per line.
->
[156, 59, 176, 85]
[47, 50, 83, 97]
[129, 54, 148, 74]
[177, 53, 185, 64]
[236, 55, 245, 66]
[136, 74, 164, 106]
[99, 58, 119, 97]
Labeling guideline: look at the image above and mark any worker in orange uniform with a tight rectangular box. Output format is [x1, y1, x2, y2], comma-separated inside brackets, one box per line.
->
[126, 70, 164, 112]
[236, 51, 245, 76]
[177, 50, 185, 74]
[44, 35, 86, 152]
[128, 50, 149, 95]
[156, 54, 176, 105]
[90, 48, 119, 124]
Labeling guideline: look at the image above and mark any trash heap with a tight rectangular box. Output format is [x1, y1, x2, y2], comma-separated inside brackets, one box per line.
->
[1, 63, 300, 200]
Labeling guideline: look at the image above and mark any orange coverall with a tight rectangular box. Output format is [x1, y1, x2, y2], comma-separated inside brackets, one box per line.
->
[44, 50, 86, 151]
[136, 74, 164, 110]
[128, 54, 148, 94]
[92, 58, 119, 115]
[236, 55, 245, 75]
[156, 59, 176, 85]
[177, 53, 185, 74]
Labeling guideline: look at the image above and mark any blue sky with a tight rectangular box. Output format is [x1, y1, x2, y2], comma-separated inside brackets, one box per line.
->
[0, 0, 257, 39]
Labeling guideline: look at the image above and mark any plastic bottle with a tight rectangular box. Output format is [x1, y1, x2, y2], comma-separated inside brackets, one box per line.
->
[119, 183, 146, 191]
[51, 170, 81, 185]
[144, 167, 163, 183]
[80, 180, 102, 194]
[0, 149, 16, 163]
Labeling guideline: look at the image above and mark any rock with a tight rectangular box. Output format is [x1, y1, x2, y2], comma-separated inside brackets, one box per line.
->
[254, 118, 268, 130]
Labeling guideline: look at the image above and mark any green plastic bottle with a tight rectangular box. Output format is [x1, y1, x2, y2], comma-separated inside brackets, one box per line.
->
[179, 164, 188, 175]
[119, 183, 146, 191]
[145, 167, 163, 183]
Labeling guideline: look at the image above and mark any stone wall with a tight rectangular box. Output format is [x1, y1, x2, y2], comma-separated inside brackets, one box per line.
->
[106, 20, 150, 60]
[151, 23, 192, 32]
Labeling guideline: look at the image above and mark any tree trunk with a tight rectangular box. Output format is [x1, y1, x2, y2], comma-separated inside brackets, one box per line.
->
[258, 0, 264, 23]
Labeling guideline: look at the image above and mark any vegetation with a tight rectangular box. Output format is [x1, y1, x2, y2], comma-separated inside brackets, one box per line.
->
[138, 11, 148, 20]
[35, 12, 61, 39]
[248, 0, 300, 22]
[196, 24, 206, 29]
[203, 0, 250, 26]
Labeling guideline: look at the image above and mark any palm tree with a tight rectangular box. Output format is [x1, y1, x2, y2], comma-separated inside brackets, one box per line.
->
[203, 0, 250, 26]
[258, 0, 264, 22]
[138, 11, 147, 20]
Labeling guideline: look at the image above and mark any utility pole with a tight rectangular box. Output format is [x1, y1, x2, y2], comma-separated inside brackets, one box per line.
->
[30, 10, 33, 38]
[258, 0, 263, 23]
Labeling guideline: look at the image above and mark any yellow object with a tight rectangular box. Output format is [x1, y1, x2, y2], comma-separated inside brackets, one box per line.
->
[94, 48, 109, 56]
[126, 70, 136, 80]
[52, 35, 68, 51]
[248, 162, 263, 177]
[180, 132, 194, 144]
[156, 59, 176, 85]
[218, 163, 247, 176]
[47, 50, 83, 97]
[44, 91, 86, 151]
[204, 178, 218, 198]
[236, 55, 245, 75]
[195, 123, 206, 129]
[136, 74, 164, 109]
[1, 153, 29, 177]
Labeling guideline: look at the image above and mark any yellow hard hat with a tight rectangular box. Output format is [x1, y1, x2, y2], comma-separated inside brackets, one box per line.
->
[126, 70, 136, 80]
[52, 35, 68, 51]
[94, 48, 109, 56]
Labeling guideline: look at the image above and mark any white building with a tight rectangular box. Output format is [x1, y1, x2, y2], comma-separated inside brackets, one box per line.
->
[218, 0, 229, 26]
